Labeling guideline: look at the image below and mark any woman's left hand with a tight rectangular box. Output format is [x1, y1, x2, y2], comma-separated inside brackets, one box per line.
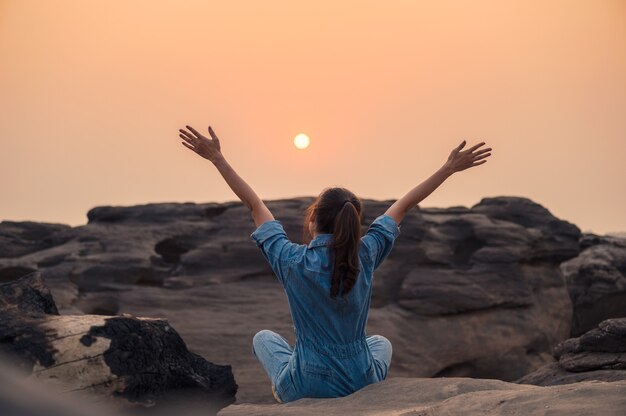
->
[179, 125, 223, 163]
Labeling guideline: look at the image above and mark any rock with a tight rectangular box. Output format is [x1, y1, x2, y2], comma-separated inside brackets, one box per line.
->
[0, 271, 60, 370]
[471, 196, 581, 261]
[0, 221, 72, 259]
[0, 360, 110, 416]
[560, 233, 626, 336]
[0, 271, 237, 413]
[217, 377, 626, 416]
[516, 318, 626, 386]
[577, 318, 626, 353]
[380, 196, 579, 382]
[397, 264, 534, 315]
[73, 292, 120, 315]
[0, 270, 58, 315]
[86, 201, 241, 224]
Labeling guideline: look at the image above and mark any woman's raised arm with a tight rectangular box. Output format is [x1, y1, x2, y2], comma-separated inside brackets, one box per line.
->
[178, 125, 274, 227]
[384, 140, 492, 225]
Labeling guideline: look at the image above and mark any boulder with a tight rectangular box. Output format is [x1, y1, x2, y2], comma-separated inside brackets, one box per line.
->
[560, 233, 626, 336]
[516, 317, 626, 385]
[0, 271, 237, 413]
[0, 221, 72, 260]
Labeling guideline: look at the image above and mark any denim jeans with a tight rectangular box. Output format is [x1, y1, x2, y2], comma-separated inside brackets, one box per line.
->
[252, 329, 392, 402]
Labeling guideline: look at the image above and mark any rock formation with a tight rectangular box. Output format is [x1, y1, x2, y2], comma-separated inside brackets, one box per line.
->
[1, 195, 623, 403]
[560, 234, 626, 336]
[0, 271, 237, 414]
[516, 317, 626, 385]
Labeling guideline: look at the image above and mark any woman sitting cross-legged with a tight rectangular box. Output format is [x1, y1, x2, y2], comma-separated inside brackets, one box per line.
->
[178, 125, 491, 403]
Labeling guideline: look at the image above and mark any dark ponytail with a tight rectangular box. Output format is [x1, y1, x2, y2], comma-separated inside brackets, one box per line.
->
[302, 187, 363, 299]
[330, 201, 361, 298]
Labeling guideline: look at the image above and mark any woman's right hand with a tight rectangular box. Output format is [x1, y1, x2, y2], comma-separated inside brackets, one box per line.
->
[443, 140, 492, 173]
[179, 125, 223, 163]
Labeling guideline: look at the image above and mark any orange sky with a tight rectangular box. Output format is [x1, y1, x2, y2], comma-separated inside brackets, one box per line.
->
[1, 0, 625, 234]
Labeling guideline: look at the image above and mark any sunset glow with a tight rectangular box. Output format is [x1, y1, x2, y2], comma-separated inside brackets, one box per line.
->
[1, 1, 625, 233]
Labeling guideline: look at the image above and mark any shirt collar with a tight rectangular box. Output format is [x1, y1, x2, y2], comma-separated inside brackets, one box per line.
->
[307, 233, 333, 248]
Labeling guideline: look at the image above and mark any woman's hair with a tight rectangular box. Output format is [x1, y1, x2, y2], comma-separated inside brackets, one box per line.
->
[302, 187, 363, 299]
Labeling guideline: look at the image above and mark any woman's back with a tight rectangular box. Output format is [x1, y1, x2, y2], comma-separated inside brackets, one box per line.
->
[250, 213, 401, 401]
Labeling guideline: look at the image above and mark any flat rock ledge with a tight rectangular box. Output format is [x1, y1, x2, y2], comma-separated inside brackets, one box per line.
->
[218, 377, 626, 416]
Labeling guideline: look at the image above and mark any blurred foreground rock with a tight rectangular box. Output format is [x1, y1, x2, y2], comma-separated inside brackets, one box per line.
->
[0, 271, 237, 414]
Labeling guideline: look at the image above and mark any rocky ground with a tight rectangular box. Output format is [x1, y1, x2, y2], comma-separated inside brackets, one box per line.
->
[1, 195, 625, 414]
[219, 377, 626, 416]
[517, 317, 626, 386]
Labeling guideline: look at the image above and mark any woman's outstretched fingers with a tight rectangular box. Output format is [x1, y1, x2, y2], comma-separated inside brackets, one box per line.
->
[466, 141, 486, 153]
[473, 152, 491, 161]
[186, 125, 204, 139]
[179, 129, 195, 141]
[208, 125, 219, 141]
[179, 132, 195, 145]
[181, 141, 195, 151]
[449, 140, 466, 158]
[473, 147, 492, 156]
[180, 127, 193, 138]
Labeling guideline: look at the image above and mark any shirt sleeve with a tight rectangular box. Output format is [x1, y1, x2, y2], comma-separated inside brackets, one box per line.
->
[250, 219, 301, 286]
[360, 214, 401, 270]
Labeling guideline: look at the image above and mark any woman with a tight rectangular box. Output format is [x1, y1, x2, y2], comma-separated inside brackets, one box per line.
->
[178, 125, 492, 403]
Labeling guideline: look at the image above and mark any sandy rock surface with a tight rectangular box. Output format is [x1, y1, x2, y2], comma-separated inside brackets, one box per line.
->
[218, 377, 626, 416]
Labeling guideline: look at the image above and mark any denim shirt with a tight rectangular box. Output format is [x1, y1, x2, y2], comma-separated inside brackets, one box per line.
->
[250, 214, 401, 401]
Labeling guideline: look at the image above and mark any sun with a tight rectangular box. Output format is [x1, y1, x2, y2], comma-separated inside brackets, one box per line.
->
[293, 133, 310, 150]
